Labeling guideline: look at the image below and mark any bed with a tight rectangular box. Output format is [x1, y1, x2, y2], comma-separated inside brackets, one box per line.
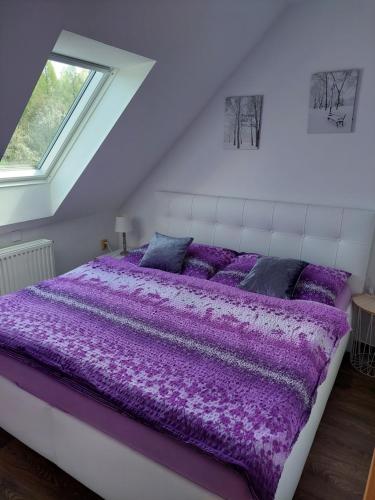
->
[0, 192, 374, 500]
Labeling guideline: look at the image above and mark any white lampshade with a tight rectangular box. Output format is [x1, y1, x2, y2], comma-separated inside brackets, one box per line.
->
[115, 216, 130, 233]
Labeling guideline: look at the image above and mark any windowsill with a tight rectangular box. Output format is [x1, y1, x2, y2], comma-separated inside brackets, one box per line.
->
[0, 169, 48, 186]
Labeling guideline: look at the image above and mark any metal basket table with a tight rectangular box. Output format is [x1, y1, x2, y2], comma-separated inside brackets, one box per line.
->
[351, 294, 375, 378]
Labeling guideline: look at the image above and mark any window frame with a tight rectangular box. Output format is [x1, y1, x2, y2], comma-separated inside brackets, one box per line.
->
[0, 53, 113, 184]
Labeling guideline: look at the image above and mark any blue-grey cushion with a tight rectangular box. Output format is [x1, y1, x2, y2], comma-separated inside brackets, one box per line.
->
[239, 256, 307, 299]
[139, 232, 193, 273]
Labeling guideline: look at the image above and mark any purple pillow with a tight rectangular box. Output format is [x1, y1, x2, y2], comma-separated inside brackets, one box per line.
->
[210, 253, 259, 287]
[293, 263, 351, 306]
[123, 244, 148, 265]
[182, 243, 238, 279]
[124, 242, 237, 279]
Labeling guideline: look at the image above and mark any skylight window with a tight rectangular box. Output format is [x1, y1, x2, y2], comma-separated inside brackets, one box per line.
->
[0, 54, 110, 178]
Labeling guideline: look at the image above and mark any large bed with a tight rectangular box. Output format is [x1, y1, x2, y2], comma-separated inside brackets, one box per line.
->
[0, 192, 374, 500]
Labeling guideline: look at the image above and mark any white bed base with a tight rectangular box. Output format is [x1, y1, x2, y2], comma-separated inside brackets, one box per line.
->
[0, 327, 350, 500]
[1, 192, 374, 499]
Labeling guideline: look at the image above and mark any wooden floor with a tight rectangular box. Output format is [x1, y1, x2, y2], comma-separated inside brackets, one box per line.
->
[295, 356, 375, 500]
[0, 356, 374, 500]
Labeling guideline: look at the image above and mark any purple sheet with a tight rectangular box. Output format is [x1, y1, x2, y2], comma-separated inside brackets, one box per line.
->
[334, 283, 352, 311]
[0, 257, 349, 499]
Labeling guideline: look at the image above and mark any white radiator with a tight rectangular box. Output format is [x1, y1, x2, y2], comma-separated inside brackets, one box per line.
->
[0, 239, 55, 295]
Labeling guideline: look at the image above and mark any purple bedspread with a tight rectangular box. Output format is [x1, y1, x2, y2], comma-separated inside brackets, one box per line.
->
[0, 257, 349, 499]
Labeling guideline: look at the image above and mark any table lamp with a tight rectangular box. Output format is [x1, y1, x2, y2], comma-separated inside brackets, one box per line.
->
[115, 216, 130, 255]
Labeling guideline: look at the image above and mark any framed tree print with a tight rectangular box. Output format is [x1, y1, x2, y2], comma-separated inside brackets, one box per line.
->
[308, 69, 360, 133]
[224, 95, 263, 149]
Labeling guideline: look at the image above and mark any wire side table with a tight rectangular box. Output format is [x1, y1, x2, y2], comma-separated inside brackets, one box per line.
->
[351, 294, 375, 378]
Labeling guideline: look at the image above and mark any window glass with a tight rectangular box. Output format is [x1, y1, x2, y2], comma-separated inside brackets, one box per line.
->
[0, 59, 92, 169]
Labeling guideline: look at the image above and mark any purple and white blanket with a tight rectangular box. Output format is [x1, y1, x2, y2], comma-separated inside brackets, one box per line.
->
[0, 257, 349, 499]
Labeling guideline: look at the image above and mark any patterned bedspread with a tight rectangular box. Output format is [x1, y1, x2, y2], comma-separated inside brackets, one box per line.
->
[0, 257, 349, 499]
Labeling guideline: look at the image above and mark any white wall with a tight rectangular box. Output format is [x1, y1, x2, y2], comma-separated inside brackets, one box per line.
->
[0, 211, 117, 275]
[122, 0, 375, 283]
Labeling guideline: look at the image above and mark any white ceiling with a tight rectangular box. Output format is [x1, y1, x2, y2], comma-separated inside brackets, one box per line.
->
[0, 0, 291, 225]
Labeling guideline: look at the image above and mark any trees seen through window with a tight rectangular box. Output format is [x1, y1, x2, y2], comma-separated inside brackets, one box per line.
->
[0, 59, 91, 169]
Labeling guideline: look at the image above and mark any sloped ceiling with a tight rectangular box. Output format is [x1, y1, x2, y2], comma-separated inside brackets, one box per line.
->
[0, 0, 290, 225]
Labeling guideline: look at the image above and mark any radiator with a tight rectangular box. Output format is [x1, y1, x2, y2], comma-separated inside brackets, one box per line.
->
[0, 239, 55, 295]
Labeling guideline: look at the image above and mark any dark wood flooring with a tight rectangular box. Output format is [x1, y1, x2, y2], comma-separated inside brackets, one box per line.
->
[0, 429, 100, 500]
[295, 356, 375, 500]
[0, 356, 374, 500]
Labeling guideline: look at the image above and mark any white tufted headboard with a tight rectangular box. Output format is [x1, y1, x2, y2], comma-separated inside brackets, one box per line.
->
[155, 191, 375, 294]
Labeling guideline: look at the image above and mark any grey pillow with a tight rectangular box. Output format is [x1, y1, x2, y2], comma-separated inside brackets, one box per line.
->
[239, 256, 307, 299]
[140, 232, 193, 273]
